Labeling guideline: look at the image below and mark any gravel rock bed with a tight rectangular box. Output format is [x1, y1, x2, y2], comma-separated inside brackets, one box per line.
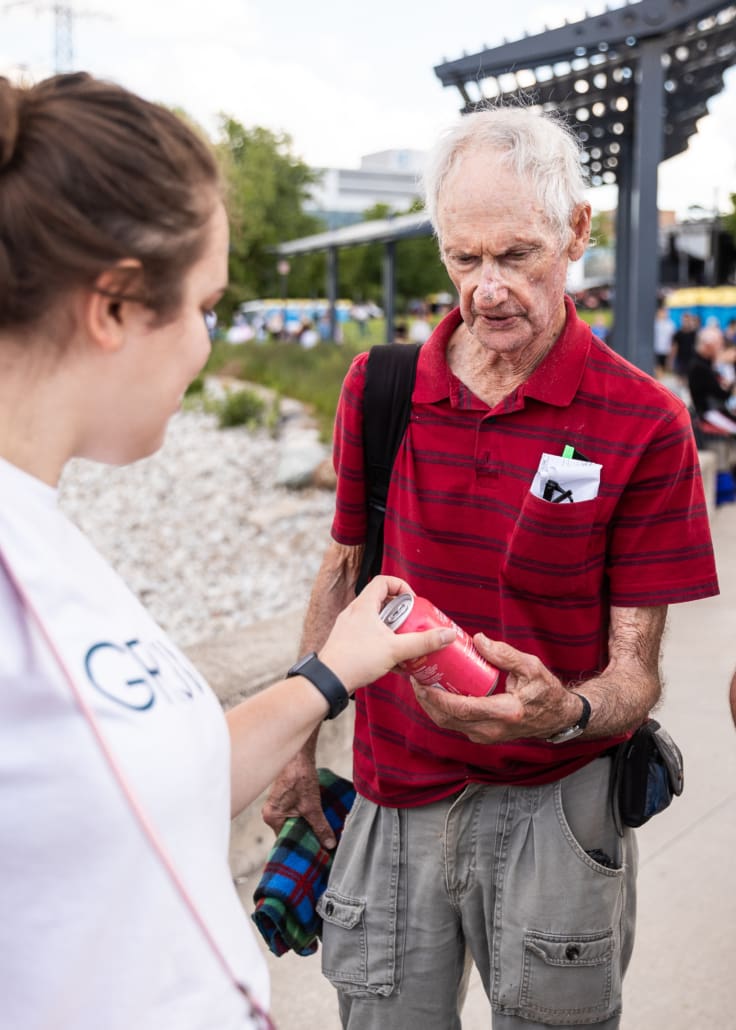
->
[58, 409, 335, 648]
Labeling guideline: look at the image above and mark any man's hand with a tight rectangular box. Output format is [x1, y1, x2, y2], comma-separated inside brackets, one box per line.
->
[262, 748, 337, 849]
[411, 634, 584, 744]
[413, 605, 667, 744]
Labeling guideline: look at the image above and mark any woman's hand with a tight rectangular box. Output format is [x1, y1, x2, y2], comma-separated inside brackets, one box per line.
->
[318, 576, 455, 694]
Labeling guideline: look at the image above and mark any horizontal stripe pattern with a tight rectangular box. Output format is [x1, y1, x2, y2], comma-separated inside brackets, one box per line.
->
[331, 300, 718, 805]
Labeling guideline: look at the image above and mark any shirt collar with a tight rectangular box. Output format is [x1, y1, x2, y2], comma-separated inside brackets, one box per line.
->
[413, 308, 462, 404]
[414, 295, 591, 410]
[0, 456, 58, 508]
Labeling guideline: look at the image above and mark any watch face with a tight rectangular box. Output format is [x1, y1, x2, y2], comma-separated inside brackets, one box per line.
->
[546, 723, 585, 745]
[289, 652, 317, 676]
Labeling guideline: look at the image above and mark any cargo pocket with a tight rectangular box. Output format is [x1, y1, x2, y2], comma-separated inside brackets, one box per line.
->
[501, 492, 604, 599]
[317, 798, 402, 998]
[317, 893, 368, 987]
[519, 930, 615, 1025]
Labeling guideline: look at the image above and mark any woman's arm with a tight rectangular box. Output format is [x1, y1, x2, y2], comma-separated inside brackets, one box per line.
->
[226, 573, 454, 817]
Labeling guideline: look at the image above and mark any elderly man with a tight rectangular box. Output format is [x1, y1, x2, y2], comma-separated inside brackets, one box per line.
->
[264, 108, 718, 1029]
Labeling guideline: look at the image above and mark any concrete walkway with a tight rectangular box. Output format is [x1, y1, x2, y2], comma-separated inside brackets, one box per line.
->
[217, 503, 736, 1030]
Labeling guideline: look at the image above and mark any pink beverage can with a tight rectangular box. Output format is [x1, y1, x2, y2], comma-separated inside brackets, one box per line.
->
[380, 592, 499, 697]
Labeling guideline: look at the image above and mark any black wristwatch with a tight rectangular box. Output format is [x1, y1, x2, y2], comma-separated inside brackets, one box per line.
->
[546, 693, 592, 744]
[287, 652, 350, 720]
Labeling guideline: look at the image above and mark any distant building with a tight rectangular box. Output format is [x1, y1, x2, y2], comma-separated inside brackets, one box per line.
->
[660, 215, 735, 287]
[305, 149, 426, 230]
[568, 209, 736, 291]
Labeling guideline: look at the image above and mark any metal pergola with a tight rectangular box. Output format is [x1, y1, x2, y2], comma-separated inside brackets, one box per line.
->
[434, 0, 736, 371]
[278, 0, 735, 367]
[277, 212, 431, 344]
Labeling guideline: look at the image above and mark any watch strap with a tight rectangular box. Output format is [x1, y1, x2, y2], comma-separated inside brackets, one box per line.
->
[287, 652, 350, 720]
[546, 692, 592, 744]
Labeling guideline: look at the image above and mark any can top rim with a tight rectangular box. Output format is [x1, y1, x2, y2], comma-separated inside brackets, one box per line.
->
[379, 592, 414, 631]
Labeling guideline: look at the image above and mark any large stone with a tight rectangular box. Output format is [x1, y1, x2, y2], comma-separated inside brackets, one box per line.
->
[185, 608, 305, 706]
[247, 497, 321, 532]
[276, 439, 329, 489]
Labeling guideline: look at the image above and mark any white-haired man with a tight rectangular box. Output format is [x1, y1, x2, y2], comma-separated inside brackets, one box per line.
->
[264, 107, 718, 1029]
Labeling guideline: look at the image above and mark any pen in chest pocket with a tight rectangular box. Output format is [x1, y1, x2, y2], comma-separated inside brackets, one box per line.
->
[562, 443, 591, 462]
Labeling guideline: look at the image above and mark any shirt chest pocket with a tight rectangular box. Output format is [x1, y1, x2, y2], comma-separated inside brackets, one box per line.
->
[501, 493, 605, 599]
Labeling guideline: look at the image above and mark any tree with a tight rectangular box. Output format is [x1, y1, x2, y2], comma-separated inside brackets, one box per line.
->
[337, 202, 452, 310]
[395, 201, 452, 308]
[215, 118, 324, 319]
[590, 210, 614, 250]
[336, 203, 390, 304]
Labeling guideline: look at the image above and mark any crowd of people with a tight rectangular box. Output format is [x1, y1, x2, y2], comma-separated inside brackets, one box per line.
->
[648, 303, 736, 442]
[0, 70, 733, 1030]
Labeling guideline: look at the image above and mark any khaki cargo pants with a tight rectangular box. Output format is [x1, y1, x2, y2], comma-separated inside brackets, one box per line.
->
[317, 758, 636, 1029]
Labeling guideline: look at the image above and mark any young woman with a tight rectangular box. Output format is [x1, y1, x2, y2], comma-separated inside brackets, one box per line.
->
[0, 73, 451, 1030]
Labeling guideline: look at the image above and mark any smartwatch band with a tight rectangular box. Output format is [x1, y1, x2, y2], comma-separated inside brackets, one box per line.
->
[287, 652, 350, 720]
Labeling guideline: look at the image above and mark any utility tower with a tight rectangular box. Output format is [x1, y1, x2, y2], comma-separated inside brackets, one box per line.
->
[2, 1, 108, 73]
[53, 3, 73, 72]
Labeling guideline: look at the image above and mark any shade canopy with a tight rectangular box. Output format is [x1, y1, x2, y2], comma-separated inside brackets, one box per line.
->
[277, 1, 735, 363]
[434, 0, 735, 190]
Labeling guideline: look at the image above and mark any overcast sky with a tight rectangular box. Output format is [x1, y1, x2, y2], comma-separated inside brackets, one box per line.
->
[2, 0, 734, 217]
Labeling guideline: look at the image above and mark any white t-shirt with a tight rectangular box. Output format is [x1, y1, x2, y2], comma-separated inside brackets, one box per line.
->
[0, 458, 269, 1030]
[654, 315, 676, 356]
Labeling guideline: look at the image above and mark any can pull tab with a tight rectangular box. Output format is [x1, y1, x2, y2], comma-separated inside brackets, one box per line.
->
[380, 593, 414, 630]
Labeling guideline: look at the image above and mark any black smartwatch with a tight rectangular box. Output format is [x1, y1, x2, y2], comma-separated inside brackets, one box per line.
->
[546, 693, 592, 744]
[287, 652, 350, 720]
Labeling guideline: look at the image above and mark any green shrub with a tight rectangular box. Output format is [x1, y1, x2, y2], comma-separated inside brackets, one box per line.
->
[202, 341, 353, 440]
[218, 388, 267, 428]
[200, 322, 387, 440]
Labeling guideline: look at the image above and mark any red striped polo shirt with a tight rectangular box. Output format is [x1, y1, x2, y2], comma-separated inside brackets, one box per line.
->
[332, 297, 719, 806]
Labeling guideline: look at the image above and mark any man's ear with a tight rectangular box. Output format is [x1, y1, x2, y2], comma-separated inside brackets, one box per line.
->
[83, 260, 143, 352]
[567, 203, 592, 262]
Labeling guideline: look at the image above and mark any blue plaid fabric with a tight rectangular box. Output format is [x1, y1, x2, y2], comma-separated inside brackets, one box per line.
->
[251, 768, 355, 957]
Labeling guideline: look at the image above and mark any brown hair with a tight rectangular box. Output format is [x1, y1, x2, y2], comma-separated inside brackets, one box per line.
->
[0, 72, 221, 333]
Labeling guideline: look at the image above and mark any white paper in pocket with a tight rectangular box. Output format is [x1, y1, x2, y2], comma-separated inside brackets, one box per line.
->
[531, 453, 602, 503]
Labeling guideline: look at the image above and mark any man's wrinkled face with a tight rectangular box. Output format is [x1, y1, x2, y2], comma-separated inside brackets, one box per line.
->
[437, 150, 589, 359]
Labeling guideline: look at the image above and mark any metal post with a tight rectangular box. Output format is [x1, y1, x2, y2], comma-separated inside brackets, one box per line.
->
[626, 38, 664, 376]
[613, 145, 632, 359]
[327, 246, 339, 342]
[277, 259, 290, 340]
[678, 244, 689, 285]
[383, 240, 397, 344]
[705, 219, 718, 286]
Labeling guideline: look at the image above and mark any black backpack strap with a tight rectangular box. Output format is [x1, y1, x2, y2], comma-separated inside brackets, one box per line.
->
[356, 343, 420, 593]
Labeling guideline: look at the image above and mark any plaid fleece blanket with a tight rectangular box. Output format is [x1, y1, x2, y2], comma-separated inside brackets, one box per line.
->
[251, 768, 355, 957]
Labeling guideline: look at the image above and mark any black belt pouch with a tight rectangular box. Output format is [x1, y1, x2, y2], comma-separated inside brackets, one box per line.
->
[610, 718, 684, 834]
